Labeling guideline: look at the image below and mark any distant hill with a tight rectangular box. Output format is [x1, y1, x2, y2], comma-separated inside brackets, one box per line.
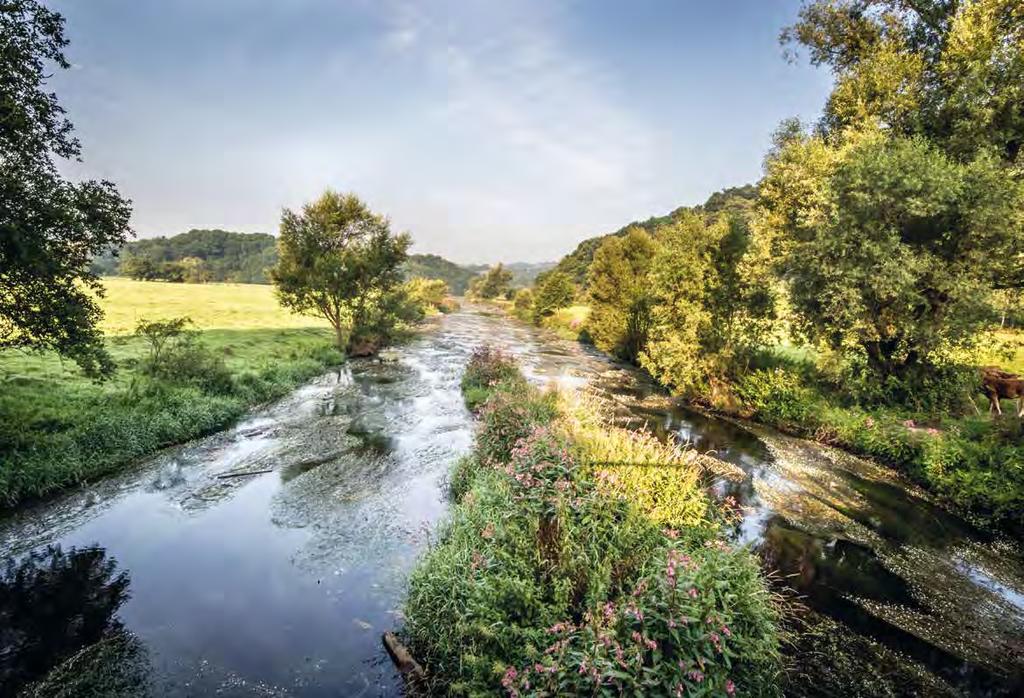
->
[93, 229, 552, 293]
[94, 229, 279, 284]
[547, 185, 757, 285]
[404, 256, 554, 294]
[403, 254, 480, 294]
[505, 261, 556, 287]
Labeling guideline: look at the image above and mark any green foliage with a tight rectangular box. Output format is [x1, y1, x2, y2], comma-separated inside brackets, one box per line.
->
[112, 229, 278, 284]
[732, 364, 1024, 528]
[547, 186, 758, 286]
[403, 254, 479, 295]
[403, 277, 450, 314]
[758, 124, 1024, 387]
[134, 317, 233, 394]
[531, 272, 575, 325]
[406, 359, 781, 696]
[459, 345, 528, 411]
[0, 328, 344, 507]
[511, 287, 534, 321]
[468, 263, 514, 300]
[587, 228, 657, 363]
[639, 212, 776, 395]
[0, 0, 132, 377]
[271, 190, 411, 353]
[734, 369, 819, 429]
[784, 0, 1024, 169]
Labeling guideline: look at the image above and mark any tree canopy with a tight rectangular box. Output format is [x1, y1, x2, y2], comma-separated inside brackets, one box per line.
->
[468, 264, 514, 299]
[762, 0, 1024, 383]
[1, 0, 132, 376]
[271, 191, 410, 352]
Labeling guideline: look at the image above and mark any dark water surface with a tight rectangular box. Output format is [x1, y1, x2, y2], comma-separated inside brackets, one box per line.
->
[2, 306, 1023, 696]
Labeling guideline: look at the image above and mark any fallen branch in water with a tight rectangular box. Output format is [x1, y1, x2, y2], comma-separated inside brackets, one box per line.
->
[382, 631, 426, 692]
[216, 468, 273, 479]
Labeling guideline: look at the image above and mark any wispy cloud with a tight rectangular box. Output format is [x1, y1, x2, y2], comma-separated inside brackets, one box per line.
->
[380, 0, 661, 220]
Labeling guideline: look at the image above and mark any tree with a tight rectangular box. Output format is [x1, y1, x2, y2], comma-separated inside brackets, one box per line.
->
[468, 264, 513, 299]
[405, 277, 449, 311]
[640, 215, 721, 393]
[759, 124, 1023, 381]
[1, 0, 132, 376]
[120, 254, 160, 281]
[783, 0, 1024, 169]
[270, 191, 410, 352]
[531, 272, 575, 324]
[586, 228, 657, 362]
[767, 0, 1024, 384]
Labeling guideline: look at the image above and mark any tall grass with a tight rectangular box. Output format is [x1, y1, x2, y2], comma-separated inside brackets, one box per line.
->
[405, 348, 781, 696]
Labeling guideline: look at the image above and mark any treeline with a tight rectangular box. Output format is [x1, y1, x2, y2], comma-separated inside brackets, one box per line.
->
[93, 229, 278, 284]
[93, 228, 532, 295]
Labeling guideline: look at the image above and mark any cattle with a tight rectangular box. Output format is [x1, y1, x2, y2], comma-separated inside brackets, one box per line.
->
[981, 366, 1024, 417]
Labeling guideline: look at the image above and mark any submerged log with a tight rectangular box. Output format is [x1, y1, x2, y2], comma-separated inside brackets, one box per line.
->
[215, 468, 273, 479]
[382, 632, 426, 691]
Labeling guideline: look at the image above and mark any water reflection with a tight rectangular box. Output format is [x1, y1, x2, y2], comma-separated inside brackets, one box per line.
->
[0, 545, 141, 695]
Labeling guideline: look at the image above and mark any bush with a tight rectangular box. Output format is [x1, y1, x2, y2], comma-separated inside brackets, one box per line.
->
[461, 346, 528, 411]
[476, 387, 558, 465]
[734, 369, 819, 429]
[505, 542, 780, 696]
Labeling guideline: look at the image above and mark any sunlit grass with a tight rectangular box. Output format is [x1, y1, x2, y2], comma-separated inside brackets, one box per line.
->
[542, 304, 590, 340]
[96, 277, 328, 334]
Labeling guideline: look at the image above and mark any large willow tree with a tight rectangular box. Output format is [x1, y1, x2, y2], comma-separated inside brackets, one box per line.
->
[759, 0, 1024, 383]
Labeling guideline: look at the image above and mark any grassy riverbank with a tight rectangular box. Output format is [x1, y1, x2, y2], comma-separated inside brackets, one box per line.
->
[404, 348, 780, 695]
[0, 279, 342, 508]
[725, 362, 1024, 530]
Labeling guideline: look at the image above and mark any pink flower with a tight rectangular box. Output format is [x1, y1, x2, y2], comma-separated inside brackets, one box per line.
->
[688, 587, 699, 598]
[725, 679, 736, 695]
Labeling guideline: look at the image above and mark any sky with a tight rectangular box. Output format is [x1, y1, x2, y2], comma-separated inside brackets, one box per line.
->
[51, 0, 833, 264]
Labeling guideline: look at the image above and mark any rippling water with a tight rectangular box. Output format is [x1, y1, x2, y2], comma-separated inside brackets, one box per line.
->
[1, 305, 1022, 696]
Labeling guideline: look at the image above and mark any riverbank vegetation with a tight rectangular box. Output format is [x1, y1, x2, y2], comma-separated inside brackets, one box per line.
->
[0, 268, 455, 507]
[514, 0, 1024, 530]
[405, 348, 781, 695]
[0, 280, 342, 507]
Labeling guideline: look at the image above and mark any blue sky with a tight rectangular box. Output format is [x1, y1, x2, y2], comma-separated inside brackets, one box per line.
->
[52, 0, 832, 263]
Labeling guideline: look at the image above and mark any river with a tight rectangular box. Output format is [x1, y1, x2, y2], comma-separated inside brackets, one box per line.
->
[1, 305, 1022, 696]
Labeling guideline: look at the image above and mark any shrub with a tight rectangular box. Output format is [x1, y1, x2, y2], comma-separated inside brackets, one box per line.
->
[734, 369, 819, 429]
[476, 387, 558, 465]
[506, 542, 780, 696]
[461, 346, 528, 411]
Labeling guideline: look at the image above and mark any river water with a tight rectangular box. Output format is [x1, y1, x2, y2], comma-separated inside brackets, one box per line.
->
[1, 306, 1022, 696]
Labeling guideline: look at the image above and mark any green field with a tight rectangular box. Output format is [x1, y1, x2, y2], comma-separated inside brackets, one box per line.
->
[0, 279, 341, 508]
[96, 277, 329, 334]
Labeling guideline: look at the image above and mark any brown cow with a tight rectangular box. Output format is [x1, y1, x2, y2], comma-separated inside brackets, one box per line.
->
[981, 366, 1024, 417]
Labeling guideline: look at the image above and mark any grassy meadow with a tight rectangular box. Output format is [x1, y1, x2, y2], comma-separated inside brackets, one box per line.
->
[0, 279, 340, 508]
